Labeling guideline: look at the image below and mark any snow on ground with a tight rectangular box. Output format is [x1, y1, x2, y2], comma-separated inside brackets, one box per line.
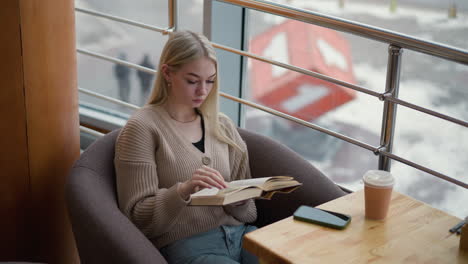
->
[276, 0, 468, 30]
[265, 0, 468, 218]
[317, 62, 468, 218]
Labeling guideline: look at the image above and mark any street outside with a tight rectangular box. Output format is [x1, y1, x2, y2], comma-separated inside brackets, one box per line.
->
[76, 0, 467, 218]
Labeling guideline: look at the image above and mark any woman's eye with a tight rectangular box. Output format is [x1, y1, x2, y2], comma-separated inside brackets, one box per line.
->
[206, 80, 215, 84]
[187, 80, 197, 84]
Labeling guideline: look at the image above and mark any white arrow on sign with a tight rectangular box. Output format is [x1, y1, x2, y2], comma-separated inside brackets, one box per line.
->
[263, 32, 289, 78]
[281, 84, 329, 113]
[317, 38, 348, 72]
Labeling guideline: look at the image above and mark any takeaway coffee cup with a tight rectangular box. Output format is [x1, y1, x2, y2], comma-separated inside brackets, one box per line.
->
[363, 170, 395, 220]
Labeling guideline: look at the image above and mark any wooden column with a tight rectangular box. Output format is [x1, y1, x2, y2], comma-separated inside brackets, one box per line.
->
[0, 0, 79, 263]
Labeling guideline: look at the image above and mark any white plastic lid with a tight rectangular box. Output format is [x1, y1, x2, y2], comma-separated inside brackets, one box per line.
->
[363, 170, 395, 187]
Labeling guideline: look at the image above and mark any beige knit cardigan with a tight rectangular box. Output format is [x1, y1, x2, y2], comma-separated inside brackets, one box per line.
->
[114, 104, 257, 248]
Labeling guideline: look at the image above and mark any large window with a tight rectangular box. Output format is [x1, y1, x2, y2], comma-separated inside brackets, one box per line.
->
[77, 0, 467, 218]
[225, 0, 467, 218]
[76, 0, 205, 147]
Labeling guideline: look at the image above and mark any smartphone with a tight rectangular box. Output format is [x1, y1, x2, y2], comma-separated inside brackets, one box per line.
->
[293, 205, 351, 230]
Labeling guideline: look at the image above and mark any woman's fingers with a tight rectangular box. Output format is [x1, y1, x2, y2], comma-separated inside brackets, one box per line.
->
[191, 178, 215, 190]
[193, 174, 225, 189]
[186, 166, 227, 196]
[197, 166, 227, 188]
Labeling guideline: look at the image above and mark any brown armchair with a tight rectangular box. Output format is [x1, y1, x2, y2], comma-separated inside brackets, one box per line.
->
[66, 128, 346, 264]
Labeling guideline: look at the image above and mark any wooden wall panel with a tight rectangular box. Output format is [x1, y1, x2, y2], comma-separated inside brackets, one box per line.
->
[1, 0, 80, 262]
[20, 0, 80, 262]
[0, 0, 32, 261]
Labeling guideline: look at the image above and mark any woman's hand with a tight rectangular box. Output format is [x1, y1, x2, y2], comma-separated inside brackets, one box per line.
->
[178, 166, 227, 200]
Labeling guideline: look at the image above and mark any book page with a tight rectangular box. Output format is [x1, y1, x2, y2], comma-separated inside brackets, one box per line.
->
[190, 176, 295, 198]
[191, 187, 220, 197]
[227, 177, 272, 188]
[191, 185, 255, 197]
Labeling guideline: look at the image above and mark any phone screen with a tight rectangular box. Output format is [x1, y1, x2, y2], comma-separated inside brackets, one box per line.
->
[293, 205, 351, 230]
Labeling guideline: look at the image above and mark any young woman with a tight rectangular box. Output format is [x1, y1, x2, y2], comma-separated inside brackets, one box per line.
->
[114, 31, 258, 264]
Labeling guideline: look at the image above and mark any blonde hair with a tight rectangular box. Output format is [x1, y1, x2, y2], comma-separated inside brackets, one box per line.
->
[147, 30, 242, 152]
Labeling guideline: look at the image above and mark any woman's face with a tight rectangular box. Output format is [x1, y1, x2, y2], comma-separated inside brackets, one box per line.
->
[164, 57, 216, 109]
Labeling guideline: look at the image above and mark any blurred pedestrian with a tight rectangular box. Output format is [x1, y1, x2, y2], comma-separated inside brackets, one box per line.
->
[114, 52, 131, 102]
[137, 54, 155, 104]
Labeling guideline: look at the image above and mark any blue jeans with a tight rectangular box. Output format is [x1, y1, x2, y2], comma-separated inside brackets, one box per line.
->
[160, 225, 259, 264]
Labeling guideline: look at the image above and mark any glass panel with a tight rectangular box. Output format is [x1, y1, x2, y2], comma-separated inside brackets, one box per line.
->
[75, 0, 169, 26]
[393, 106, 468, 194]
[76, 0, 204, 120]
[245, 10, 386, 189]
[394, 50, 468, 217]
[246, 107, 379, 190]
[179, 0, 204, 32]
[391, 161, 468, 219]
[245, 1, 467, 218]
[399, 51, 468, 122]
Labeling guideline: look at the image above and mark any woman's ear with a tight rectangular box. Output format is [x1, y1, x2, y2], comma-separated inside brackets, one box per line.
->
[161, 64, 171, 82]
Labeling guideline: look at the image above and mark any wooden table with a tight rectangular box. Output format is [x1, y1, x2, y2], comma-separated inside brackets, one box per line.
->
[243, 190, 468, 263]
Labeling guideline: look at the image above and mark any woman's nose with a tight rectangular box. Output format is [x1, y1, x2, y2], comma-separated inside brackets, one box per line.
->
[197, 83, 207, 95]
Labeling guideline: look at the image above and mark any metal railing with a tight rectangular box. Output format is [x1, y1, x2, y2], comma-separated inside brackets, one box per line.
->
[80, 125, 105, 138]
[75, 0, 468, 189]
[218, 0, 468, 65]
[79, 87, 140, 110]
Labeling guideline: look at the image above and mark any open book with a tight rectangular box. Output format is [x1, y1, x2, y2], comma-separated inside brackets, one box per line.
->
[189, 176, 302, 206]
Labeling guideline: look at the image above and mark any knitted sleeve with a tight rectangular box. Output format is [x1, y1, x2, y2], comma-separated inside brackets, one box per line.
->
[114, 115, 189, 238]
[219, 115, 258, 223]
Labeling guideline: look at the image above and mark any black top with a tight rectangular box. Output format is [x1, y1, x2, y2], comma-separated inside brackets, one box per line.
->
[192, 115, 205, 153]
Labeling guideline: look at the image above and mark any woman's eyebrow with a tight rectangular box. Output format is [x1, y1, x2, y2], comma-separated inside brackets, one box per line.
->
[187, 72, 217, 78]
